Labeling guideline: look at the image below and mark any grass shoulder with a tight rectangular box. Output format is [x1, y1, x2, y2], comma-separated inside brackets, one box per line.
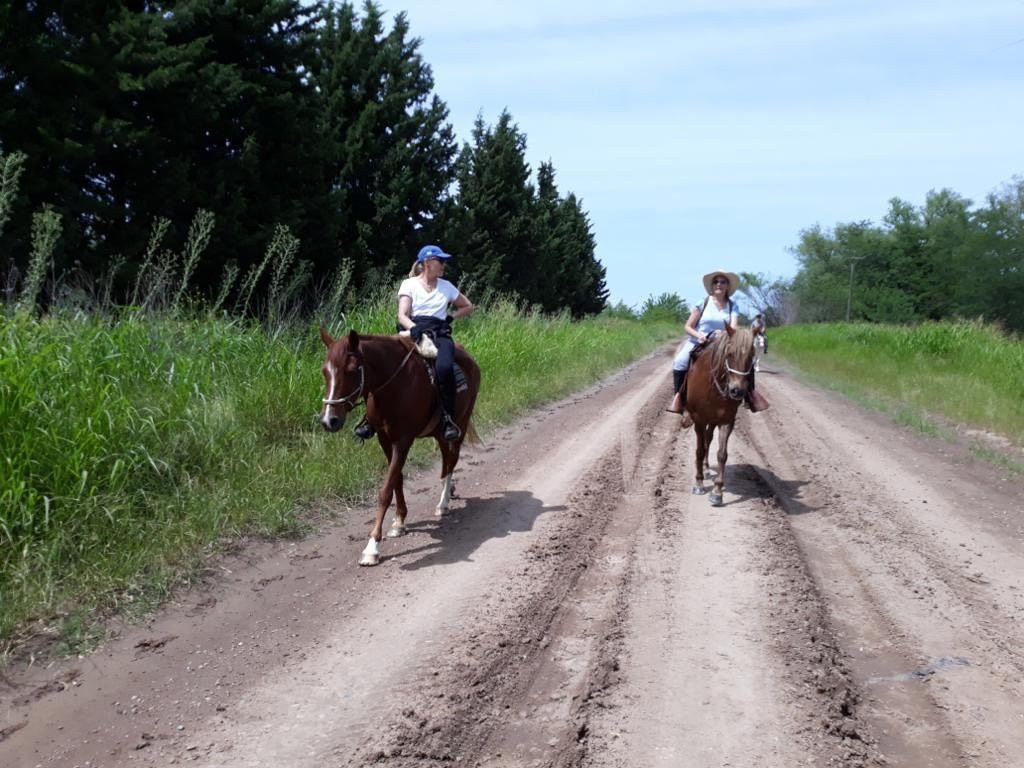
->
[0, 302, 678, 660]
[767, 320, 1024, 473]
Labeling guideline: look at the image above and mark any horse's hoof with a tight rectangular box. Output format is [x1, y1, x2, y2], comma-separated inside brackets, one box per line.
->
[359, 553, 381, 566]
[692, 485, 707, 495]
[435, 506, 447, 517]
[709, 493, 724, 506]
[386, 524, 405, 538]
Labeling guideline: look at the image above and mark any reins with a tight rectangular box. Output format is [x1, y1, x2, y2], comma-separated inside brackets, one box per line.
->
[322, 341, 417, 408]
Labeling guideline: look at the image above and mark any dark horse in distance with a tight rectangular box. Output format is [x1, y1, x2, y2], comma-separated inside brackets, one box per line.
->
[319, 329, 481, 565]
[683, 326, 757, 506]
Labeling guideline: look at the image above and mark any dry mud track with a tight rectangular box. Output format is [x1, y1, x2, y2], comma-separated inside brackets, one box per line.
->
[3, 349, 1024, 768]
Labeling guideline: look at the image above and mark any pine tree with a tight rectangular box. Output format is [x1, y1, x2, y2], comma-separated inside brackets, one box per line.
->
[312, 1, 457, 285]
[446, 111, 536, 297]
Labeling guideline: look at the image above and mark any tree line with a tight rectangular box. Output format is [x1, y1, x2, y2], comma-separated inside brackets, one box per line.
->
[0, 0, 608, 317]
[782, 177, 1024, 333]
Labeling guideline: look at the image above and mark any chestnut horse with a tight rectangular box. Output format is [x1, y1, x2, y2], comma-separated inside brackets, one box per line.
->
[683, 326, 756, 506]
[319, 329, 481, 565]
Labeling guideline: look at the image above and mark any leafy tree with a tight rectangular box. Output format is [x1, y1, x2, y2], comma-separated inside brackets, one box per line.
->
[639, 292, 688, 324]
[967, 178, 1024, 330]
[788, 225, 848, 322]
[786, 177, 1024, 332]
[738, 272, 791, 327]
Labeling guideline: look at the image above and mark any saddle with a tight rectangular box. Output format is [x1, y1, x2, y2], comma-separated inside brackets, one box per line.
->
[690, 336, 713, 363]
[398, 331, 469, 394]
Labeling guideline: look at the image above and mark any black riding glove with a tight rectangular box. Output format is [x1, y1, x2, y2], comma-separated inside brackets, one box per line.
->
[409, 323, 425, 343]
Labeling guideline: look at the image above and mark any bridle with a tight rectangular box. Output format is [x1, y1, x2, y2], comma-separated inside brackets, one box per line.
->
[321, 343, 417, 410]
[322, 357, 365, 408]
[712, 340, 754, 400]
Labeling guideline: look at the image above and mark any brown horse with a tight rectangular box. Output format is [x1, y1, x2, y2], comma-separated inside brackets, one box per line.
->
[683, 326, 756, 506]
[319, 329, 481, 565]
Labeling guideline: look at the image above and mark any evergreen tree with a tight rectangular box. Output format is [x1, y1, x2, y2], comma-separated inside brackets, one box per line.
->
[446, 111, 536, 295]
[312, 1, 457, 285]
[0, 0, 323, 295]
[554, 192, 607, 316]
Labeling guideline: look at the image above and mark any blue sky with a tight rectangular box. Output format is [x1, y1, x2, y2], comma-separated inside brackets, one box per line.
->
[383, 1, 1024, 309]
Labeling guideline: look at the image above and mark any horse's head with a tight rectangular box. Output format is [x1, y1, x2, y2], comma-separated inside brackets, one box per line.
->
[710, 326, 756, 401]
[319, 328, 364, 432]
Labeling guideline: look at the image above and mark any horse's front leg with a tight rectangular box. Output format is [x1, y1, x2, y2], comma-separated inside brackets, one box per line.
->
[710, 423, 733, 506]
[384, 436, 410, 538]
[693, 422, 708, 495]
[361, 441, 410, 566]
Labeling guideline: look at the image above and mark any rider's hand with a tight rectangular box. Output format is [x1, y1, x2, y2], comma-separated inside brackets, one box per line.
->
[410, 323, 424, 343]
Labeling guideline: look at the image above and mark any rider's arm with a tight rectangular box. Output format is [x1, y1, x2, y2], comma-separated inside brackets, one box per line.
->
[684, 305, 707, 342]
[450, 293, 475, 320]
[397, 295, 415, 331]
[730, 313, 740, 331]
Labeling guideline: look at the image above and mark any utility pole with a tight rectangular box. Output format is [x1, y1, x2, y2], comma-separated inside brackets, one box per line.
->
[846, 255, 865, 322]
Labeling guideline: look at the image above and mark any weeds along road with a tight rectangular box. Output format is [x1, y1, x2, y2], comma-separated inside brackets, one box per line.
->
[3, 347, 1024, 768]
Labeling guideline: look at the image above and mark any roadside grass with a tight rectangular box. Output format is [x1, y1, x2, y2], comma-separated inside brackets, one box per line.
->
[0, 299, 677, 655]
[767, 320, 1024, 468]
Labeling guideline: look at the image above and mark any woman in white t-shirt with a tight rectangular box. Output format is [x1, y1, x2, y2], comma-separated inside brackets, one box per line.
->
[355, 244, 475, 443]
[666, 269, 740, 427]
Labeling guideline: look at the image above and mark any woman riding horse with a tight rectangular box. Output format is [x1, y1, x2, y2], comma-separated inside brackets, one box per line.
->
[667, 269, 741, 427]
[685, 325, 757, 505]
[353, 244, 476, 442]
[319, 326, 480, 564]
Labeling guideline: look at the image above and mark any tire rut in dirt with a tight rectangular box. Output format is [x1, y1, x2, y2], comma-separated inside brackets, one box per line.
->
[339, 390, 670, 766]
[734, 377, 1024, 767]
[573, 416, 883, 767]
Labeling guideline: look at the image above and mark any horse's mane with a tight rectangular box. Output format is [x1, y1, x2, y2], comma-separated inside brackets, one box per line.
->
[709, 327, 754, 373]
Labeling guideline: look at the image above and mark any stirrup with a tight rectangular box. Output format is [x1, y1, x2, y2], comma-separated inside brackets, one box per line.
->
[353, 419, 376, 440]
[442, 417, 461, 441]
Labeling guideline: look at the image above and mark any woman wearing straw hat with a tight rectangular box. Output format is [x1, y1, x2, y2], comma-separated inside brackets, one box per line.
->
[666, 269, 741, 426]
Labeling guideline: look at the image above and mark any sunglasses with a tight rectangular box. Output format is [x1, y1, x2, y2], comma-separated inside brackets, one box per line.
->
[712, 278, 729, 285]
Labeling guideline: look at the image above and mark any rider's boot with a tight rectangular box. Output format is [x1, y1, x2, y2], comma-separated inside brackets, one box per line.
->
[442, 414, 461, 441]
[353, 417, 376, 440]
[745, 389, 771, 412]
[666, 369, 686, 414]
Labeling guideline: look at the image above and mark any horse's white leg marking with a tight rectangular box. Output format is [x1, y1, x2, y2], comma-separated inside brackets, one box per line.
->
[387, 513, 406, 538]
[436, 474, 453, 516]
[359, 537, 381, 566]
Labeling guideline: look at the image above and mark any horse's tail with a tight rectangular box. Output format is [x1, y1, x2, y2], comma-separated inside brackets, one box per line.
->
[465, 418, 482, 445]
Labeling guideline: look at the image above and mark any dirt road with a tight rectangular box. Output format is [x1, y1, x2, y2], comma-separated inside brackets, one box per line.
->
[3, 348, 1024, 768]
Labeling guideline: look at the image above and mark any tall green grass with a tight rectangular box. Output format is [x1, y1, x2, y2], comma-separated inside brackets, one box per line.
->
[0, 299, 676, 653]
[769, 320, 1024, 446]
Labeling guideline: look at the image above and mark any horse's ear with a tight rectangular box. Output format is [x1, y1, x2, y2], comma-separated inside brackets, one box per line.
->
[320, 326, 334, 347]
[347, 329, 360, 352]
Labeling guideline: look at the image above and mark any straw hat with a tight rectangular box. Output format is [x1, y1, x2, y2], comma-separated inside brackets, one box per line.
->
[702, 269, 740, 296]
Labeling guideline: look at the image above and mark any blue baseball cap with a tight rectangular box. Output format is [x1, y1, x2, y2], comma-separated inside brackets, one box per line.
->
[417, 245, 453, 262]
